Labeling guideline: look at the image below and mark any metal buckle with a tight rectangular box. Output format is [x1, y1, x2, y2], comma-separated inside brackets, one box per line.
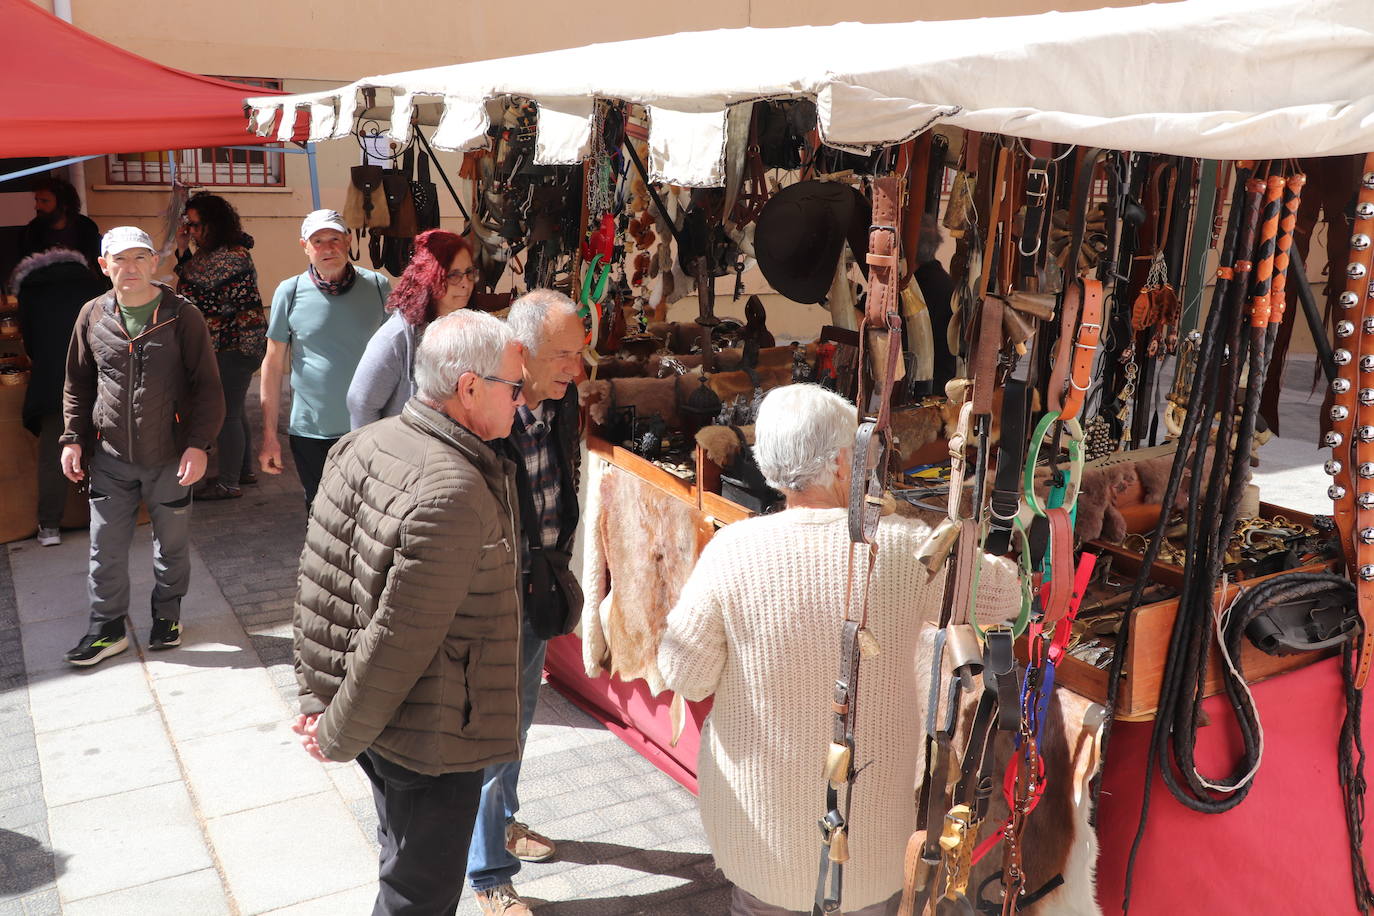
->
[1025, 168, 1049, 203]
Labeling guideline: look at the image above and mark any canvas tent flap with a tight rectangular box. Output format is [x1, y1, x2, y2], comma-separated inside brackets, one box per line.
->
[248, 0, 1374, 185]
[0, 0, 282, 158]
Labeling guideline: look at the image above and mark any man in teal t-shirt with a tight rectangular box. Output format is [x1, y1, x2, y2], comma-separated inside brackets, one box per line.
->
[259, 210, 389, 507]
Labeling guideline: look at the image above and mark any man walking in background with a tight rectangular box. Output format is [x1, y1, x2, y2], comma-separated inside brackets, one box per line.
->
[259, 209, 388, 507]
[59, 226, 224, 666]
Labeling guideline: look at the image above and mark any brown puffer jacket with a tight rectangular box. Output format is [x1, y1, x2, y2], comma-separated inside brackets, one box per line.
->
[293, 398, 523, 776]
[60, 283, 224, 466]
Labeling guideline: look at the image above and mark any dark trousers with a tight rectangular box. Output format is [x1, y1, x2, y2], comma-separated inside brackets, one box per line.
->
[36, 412, 70, 528]
[357, 749, 484, 916]
[288, 434, 338, 509]
[216, 350, 260, 487]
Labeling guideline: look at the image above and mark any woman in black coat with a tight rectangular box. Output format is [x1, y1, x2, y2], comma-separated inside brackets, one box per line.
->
[11, 249, 109, 544]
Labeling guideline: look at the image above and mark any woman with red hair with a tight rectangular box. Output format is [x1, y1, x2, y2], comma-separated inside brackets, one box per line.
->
[347, 229, 477, 428]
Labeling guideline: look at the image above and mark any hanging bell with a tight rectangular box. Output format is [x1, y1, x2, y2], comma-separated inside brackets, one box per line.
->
[1351, 263, 1369, 280]
[1335, 349, 1353, 366]
[1358, 492, 1374, 510]
[1361, 528, 1374, 545]
[1341, 291, 1361, 309]
[1326, 431, 1346, 448]
[1330, 485, 1348, 500]
[1326, 459, 1343, 476]
[1361, 565, 1374, 581]
[1360, 463, 1374, 479]
[1355, 234, 1373, 252]
[1332, 406, 1350, 422]
[1358, 201, 1374, 220]
[1360, 426, 1374, 442]
[1334, 378, 1352, 394]
[1337, 320, 1356, 338]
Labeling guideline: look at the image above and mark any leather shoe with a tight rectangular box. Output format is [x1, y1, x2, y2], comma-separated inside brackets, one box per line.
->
[474, 884, 532, 915]
[196, 482, 242, 501]
[506, 821, 555, 862]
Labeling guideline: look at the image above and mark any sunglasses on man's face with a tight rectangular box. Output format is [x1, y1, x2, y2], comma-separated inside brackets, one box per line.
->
[481, 375, 523, 401]
[447, 267, 479, 283]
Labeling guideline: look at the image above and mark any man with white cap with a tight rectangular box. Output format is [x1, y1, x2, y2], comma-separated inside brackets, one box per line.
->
[59, 226, 224, 666]
[259, 209, 390, 507]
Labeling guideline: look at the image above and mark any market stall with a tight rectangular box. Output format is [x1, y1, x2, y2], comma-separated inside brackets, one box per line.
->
[250, 0, 1374, 912]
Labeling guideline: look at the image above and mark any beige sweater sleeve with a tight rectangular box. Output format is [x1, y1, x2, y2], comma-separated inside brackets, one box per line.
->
[657, 537, 729, 702]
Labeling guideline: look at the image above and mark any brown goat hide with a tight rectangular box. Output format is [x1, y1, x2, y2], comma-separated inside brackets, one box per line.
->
[593, 465, 707, 694]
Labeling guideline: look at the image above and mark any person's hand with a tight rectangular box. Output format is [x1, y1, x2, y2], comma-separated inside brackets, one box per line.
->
[60, 444, 84, 483]
[292, 713, 328, 762]
[175, 218, 191, 255]
[260, 435, 284, 475]
[177, 447, 208, 487]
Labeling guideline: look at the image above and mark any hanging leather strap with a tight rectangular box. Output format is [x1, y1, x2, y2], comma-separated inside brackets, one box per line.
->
[1047, 277, 1103, 422]
[1330, 157, 1374, 689]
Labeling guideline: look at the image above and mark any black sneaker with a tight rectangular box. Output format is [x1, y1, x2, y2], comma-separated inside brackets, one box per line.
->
[65, 618, 129, 667]
[149, 617, 182, 650]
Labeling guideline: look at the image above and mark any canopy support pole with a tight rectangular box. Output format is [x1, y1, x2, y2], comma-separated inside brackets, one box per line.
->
[0, 154, 103, 186]
[305, 142, 321, 210]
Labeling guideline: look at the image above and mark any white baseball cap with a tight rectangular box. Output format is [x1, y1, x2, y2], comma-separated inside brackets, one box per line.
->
[300, 209, 349, 240]
[100, 226, 156, 257]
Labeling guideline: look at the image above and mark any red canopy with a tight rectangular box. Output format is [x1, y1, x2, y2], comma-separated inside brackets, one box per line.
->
[0, 0, 282, 158]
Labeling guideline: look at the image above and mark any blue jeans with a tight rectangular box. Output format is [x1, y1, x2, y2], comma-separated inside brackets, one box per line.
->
[466, 618, 546, 891]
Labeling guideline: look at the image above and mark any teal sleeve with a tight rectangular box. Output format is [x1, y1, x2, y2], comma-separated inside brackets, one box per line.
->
[267, 277, 295, 343]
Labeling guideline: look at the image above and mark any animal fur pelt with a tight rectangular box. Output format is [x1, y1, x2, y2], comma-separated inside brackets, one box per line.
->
[890, 405, 944, 469]
[8, 248, 90, 294]
[581, 455, 708, 695]
[911, 623, 1106, 915]
[695, 424, 754, 467]
[706, 363, 792, 403]
[579, 375, 695, 428]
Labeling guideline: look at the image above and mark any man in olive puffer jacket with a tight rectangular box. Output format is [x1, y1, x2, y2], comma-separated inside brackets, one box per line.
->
[291, 309, 527, 916]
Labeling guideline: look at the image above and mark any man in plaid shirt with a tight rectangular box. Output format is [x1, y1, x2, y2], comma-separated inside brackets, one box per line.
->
[470, 290, 587, 916]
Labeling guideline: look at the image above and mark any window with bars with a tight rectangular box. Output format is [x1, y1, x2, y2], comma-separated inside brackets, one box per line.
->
[105, 77, 285, 187]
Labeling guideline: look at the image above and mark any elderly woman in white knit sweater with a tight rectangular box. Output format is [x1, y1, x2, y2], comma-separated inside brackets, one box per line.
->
[658, 384, 1019, 916]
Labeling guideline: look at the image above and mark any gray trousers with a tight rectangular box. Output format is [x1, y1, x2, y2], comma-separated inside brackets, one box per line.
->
[88, 451, 192, 623]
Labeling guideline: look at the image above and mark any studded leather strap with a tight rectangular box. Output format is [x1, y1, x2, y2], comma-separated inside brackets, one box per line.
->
[1327, 155, 1374, 689]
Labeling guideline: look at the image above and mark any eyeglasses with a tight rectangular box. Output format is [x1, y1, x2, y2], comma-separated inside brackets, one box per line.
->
[184, 220, 203, 228]
[447, 267, 479, 282]
[481, 375, 524, 401]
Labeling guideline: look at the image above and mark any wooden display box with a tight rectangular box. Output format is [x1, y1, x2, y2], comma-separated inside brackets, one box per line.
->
[1055, 502, 1336, 720]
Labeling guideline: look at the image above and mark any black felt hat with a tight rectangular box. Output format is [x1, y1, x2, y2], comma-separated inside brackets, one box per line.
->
[754, 181, 870, 304]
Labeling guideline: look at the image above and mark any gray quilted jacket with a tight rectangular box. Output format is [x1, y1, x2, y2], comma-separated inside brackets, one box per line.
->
[292, 397, 524, 776]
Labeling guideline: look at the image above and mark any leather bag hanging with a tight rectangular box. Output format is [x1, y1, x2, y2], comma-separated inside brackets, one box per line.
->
[344, 164, 388, 232]
[380, 168, 419, 239]
[410, 149, 441, 233]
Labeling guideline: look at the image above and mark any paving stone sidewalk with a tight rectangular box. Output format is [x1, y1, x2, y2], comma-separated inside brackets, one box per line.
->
[0, 394, 730, 915]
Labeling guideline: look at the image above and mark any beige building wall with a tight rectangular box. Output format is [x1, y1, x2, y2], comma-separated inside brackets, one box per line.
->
[33, 0, 1318, 354]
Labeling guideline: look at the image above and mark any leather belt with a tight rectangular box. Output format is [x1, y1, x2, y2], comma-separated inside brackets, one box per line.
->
[1327, 156, 1374, 689]
[1048, 277, 1103, 423]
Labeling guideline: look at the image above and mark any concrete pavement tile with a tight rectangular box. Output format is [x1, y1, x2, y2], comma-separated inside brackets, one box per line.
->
[35, 712, 180, 807]
[134, 612, 260, 681]
[25, 654, 154, 734]
[61, 868, 230, 916]
[7, 539, 90, 625]
[1, 888, 60, 916]
[178, 719, 331, 819]
[47, 782, 212, 903]
[207, 791, 375, 914]
[153, 665, 291, 742]
[259, 882, 378, 914]
[323, 759, 372, 804]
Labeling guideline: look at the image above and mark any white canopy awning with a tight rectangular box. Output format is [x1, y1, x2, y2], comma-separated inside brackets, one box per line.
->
[247, 0, 1374, 187]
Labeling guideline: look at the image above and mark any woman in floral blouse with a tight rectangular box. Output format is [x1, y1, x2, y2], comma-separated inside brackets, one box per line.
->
[174, 193, 267, 499]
